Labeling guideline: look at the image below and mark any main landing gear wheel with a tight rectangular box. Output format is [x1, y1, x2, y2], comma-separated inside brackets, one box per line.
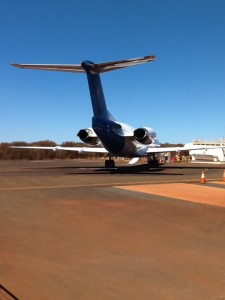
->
[147, 155, 159, 168]
[105, 159, 115, 168]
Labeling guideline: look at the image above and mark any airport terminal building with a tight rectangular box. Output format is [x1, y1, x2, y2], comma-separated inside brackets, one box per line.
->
[188, 140, 225, 163]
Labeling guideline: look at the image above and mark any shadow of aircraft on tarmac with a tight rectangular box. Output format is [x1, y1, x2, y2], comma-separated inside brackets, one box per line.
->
[21, 162, 224, 176]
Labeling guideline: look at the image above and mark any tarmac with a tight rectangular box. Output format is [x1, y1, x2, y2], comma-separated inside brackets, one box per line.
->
[0, 159, 225, 300]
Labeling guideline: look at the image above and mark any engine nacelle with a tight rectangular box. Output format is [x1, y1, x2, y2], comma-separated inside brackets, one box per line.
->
[77, 128, 100, 145]
[134, 127, 156, 145]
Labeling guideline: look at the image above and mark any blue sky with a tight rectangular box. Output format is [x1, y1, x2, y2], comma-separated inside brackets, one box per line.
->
[1, 0, 225, 144]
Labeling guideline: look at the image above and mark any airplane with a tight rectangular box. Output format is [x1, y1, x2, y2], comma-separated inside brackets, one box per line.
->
[11, 55, 225, 168]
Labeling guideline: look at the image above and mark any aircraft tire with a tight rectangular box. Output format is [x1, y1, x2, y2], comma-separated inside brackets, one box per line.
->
[105, 160, 115, 168]
[148, 159, 159, 168]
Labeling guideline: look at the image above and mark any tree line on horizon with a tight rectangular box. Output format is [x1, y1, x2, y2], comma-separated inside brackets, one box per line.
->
[0, 140, 184, 160]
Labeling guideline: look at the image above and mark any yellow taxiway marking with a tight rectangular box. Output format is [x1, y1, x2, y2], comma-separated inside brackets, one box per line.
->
[116, 183, 225, 207]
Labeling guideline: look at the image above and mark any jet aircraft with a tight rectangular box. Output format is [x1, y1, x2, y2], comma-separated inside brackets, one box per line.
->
[11, 55, 224, 168]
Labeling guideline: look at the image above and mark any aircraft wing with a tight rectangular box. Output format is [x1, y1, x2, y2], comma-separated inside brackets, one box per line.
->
[10, 145, 108, 153]
[146, 144, 225, 154]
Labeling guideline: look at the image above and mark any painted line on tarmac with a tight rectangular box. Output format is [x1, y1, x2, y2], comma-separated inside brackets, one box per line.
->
[0, 178, 221, 192]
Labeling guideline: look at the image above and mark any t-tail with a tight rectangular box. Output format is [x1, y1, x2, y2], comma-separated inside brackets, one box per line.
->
[81, 61, 114, 120]
[11, 55, 155, 121]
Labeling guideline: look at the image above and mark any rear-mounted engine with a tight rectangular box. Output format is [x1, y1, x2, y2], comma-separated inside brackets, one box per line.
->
[134, 127, 156, 145]
[77, 128, 100, 145]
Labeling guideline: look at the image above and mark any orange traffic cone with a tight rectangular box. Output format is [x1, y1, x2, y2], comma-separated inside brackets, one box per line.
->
[200, 171, 206, 184]
[222, 170, 225, 182]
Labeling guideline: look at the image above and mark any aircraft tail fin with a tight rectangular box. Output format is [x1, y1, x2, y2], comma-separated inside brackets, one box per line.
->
[11, 55, 155, 120]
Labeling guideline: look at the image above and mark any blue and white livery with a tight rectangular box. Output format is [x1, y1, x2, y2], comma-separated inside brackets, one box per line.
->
[11, 55, 224, 168]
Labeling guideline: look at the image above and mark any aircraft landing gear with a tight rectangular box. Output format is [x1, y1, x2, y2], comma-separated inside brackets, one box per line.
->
[147, 155, 159, 168]
[105, 158, 115, 168]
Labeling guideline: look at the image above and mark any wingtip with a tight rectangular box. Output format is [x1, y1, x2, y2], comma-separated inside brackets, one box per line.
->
[11, 63, 20, 68]
[144, 55, 156, 60]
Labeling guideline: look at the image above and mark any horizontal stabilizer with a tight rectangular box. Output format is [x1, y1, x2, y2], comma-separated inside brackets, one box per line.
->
[11, 55, 155, 74]
[11, 64, 85, 73]
[84, 55, 156, 74]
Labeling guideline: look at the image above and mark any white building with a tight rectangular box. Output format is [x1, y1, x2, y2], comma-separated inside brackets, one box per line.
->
[187, 140, 225, 162]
